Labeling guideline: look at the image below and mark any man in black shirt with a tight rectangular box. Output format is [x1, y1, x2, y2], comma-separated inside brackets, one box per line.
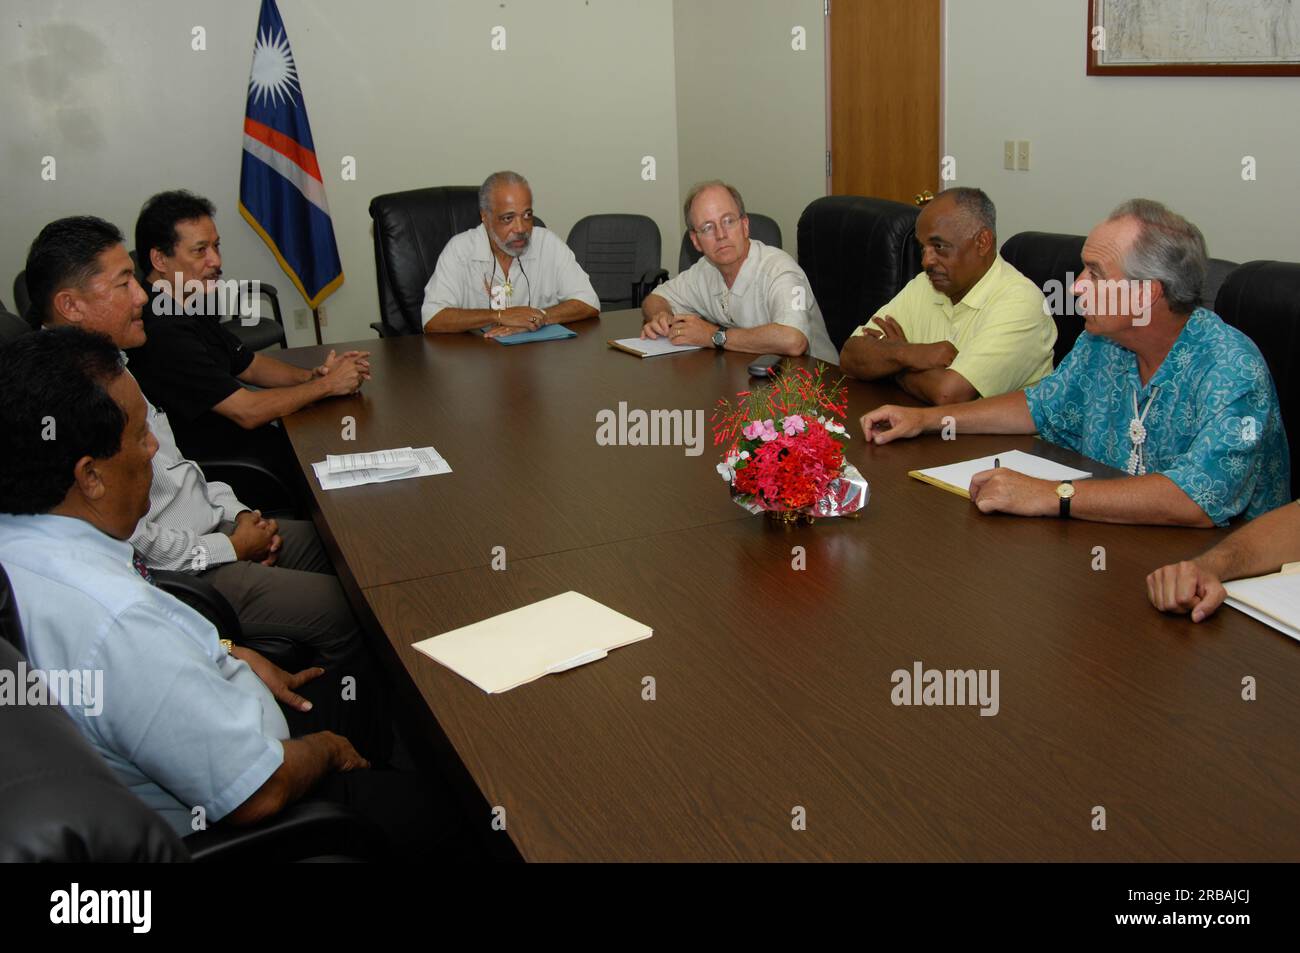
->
[127, 190, 371, 485]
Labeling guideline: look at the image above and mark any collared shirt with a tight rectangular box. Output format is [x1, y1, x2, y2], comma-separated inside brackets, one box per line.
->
[1025, 308, 1290, 526]
[420, 225, 600, 327]
[0, 513, 287, 836]
[653, 240, 838, 364]
[129, 362, 244, 571]
[126, 291, 256, 462]
[849, 255, 1056, 397]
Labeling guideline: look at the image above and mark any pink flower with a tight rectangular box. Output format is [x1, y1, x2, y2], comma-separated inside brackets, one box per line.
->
[782, 414, 807, 436]
[744, 419, 779, 442]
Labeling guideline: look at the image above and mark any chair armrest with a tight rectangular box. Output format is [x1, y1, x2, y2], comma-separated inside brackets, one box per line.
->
[152, 569, 308, 669]
[185, 800, 387, 862]
[634, 268, 669, 307]
[197, 456, 298, 517]
[370, 321, 386, 338]
[153, 570, 244, 641]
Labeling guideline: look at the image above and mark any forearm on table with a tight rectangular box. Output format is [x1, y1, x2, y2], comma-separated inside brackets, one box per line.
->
[1069, 473, 1215, 528]
[896, 368, 978, 406]
[723, 322, 807, 357]
[214, 378, 333, 429]
[1195, 500, 1300, 578]
[914, 390, 1036, 435]
[839, 334, 937, 379]
[423, 308, 499, 333]
[239, 353, 312, 388]
[543, 299, 599, 324]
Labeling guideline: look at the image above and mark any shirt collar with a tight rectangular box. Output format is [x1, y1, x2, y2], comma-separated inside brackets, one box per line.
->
[0, 512, 135, 564]
[929, 255, 1005, 313]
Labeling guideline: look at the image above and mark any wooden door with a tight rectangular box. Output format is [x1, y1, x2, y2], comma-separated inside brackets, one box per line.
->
[828, 0, 942, 204]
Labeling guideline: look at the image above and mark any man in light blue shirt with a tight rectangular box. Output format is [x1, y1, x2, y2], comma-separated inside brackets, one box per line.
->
[0, 328, 370, 837]
[859, 199, 1289, 526]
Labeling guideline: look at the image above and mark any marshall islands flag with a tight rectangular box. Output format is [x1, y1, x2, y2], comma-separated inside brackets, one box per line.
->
[238, 0, 343, 308]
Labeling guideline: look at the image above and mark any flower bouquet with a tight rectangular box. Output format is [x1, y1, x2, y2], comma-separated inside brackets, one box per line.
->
[712, 364, 868, 523]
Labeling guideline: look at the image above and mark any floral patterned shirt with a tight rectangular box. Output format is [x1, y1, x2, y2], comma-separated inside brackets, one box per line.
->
[1024, 308, 1290, 525]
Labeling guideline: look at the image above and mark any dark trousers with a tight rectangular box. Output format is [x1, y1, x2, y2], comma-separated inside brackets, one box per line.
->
[201, 518, 361, 668]
[280, 674, 478, 862]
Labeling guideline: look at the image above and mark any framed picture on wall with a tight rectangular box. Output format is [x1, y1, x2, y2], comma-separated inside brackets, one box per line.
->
[1087, 0, 1300, 76]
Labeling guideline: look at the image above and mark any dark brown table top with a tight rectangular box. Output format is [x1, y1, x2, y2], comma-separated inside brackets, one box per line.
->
[282, 310, 1300, 861]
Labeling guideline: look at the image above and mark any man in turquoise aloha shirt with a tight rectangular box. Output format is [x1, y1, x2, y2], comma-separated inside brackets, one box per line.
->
[858, 199, 1290, 527]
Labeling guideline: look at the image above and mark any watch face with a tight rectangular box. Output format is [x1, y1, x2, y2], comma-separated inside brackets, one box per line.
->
[712, 330, 726, 347]
[1058, 483, 1076, 499]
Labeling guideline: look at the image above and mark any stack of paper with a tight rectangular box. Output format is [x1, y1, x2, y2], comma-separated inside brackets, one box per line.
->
[311, 446, 451, 490]
[477, 324, 577, 345]
[412, 591, 653, 693]
[1224, 562, 1300, 643]
[608, 336, 703, 358]
[909, 449, 1093, 499]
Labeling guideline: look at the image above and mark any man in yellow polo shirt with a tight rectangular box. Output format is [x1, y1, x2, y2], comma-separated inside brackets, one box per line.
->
[839, 187, 1055, 405]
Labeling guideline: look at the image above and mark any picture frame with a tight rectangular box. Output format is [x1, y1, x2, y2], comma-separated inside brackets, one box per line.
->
[1087, 0, 1300, 76]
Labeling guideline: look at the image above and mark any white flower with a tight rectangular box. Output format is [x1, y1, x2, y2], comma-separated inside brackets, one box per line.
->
[739, 450, 750, 459]
[716, 461, 734, 482]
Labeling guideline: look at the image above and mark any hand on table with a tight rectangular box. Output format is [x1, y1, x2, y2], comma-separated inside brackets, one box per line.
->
[968, 469, 1058, 517]
[1146, 560, 1227, 623]
[484, 307, 546, 338]
[644, 313, 715, 347]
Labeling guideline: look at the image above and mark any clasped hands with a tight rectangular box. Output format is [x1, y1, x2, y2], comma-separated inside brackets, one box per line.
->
[641, 312, 716, 347]
[485, 306, 547, 339]
[229, 508, 282, 566]
[313, 349, 372, 396]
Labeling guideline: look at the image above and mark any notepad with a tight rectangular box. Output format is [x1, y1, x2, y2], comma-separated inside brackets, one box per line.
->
[477, 324, 577, 345]
[1224, 562, 1300, 643]
[608, 336, 704, 358]
[411, 591, 653, 693]
[909, 450, 1093, 500]
[312, 446, 451, 490]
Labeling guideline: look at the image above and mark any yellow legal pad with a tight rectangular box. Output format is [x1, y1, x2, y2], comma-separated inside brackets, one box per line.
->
[908, 449, 1093, 500]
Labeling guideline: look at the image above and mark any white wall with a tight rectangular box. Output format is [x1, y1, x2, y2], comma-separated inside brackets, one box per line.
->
[945, 0, 1300, 264]
[673, 0, 827, 260]
[0, 0, 682, 344]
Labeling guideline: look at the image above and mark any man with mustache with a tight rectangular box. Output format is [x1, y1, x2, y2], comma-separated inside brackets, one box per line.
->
[640, 180, 837, 363]
[420, 170, 600, 337]
[839, 187, 1055, 404]
[125, 190, 370, 481]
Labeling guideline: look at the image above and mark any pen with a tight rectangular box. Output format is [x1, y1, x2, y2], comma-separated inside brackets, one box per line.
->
[993, 457, 1000, 468]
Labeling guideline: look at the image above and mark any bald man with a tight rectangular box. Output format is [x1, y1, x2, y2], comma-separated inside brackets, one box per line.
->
[839, 187, 1055, 405]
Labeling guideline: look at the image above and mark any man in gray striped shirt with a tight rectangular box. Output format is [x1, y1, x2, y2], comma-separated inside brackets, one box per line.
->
[24, 216, 361, 669]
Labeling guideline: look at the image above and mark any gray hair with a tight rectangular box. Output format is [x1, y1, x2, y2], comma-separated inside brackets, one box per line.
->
[683, 180, 746, 231]
[939, 186, 996, 240]
[1107, 199, 1207, 314]
[479, 171, 530, 214]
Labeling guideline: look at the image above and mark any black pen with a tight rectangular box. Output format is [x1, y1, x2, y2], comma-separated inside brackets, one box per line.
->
[993, 457, 1000, 468]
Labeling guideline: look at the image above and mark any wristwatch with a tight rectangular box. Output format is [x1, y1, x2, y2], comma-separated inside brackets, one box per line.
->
[711, 328, 727, 349]
[1056, 480, 1075, 518]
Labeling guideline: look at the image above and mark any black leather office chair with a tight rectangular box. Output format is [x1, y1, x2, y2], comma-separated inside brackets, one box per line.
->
[0, 298, 30, 343]
[11, 271, 31, 320]
[567, 214, 667, 310]
[1202, 257, 1238, 313]
[679, 212, 782, 273]
[0, 562, 381, 862]
[1215, 261, 1300, 498]
[369, 186, 547, 337]
[796, 196, 922, 352]
[999, 231, 1087, 366]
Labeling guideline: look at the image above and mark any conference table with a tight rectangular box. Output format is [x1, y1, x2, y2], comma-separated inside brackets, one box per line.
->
[279, 310, 1300, 862]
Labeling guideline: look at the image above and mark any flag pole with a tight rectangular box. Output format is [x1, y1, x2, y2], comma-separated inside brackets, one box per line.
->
[311, 307, 323, 345]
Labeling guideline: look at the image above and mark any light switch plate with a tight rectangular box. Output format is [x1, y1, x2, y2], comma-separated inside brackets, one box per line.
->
[1016, 140, 1031, 171]
[1004, 140, 1016, 170]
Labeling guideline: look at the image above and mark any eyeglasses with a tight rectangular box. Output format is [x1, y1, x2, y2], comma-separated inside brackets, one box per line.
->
[693, 214, 742, 238]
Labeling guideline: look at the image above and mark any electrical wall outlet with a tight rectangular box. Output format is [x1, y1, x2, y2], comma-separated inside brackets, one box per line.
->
[1003, 140, 1016, 170]
[1016, 140, 1031, 171]
[293, 308, 308, 330]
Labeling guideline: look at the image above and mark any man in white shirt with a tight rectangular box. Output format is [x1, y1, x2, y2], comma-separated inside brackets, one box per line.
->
[420, 170, 600, 337]
[640, 180, 837, 363]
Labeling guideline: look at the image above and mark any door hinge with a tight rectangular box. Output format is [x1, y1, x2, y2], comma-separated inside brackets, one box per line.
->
[824, 0, 830, 17]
